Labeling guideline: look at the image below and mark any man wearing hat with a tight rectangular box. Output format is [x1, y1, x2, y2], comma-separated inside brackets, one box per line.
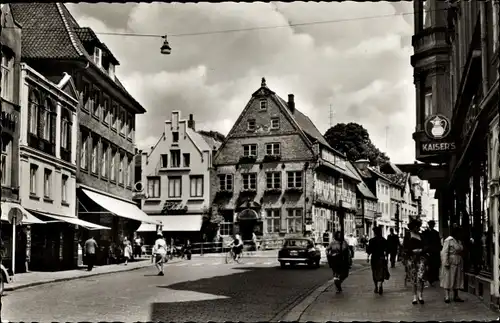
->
[422, 220, 442, 286]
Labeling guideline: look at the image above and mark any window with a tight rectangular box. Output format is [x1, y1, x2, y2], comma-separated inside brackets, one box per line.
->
[42, 99, 54, 141]
[119, 154, 125, 184]
[92, 90, 100, 117]
[28, 90, 39, 135]
[287, 209, 303, 233]
[220, 222, 233, 236]
[260, 99, 267, 110]
[171, 150, 181, 168]
[109, 63, 115, 79]
[127, 113, 133, 138]
[128, 159, 133, 187]
[219, 174, 233, 191]
[103, 98, 110, 124]
[119, 108, 125, 135]
[271, 118, 280, 130]
[266, 209, 280, 233]
[30, 164, 38, 195]
[168, 176, 182, 198]
[183, 153, 191, 167]
[190, 176, 203, 197]
[247, 119, 256, 131]
[91, 139, 98, 174]
[94, 47, 102, 67]
[266, 172, 281, 189]
[424, 91, 433, 119]
[357, 199, 362, 209]
[123, 113, 128, 135]
[423, 0, 431, 29]
[242, 173, 257, 190]
[1, 137, 11, 186]
[80, 133, 88, 169]
[161, 154, 168, 168]
[82, 82, 91, 111]
[125, 156, 131, 187]
[147, 177, 160, 198]
[243, 144, 257, 157]
[266, 143, 280, 155]
[385, 203, 389, 214]
[111, 102, 118, 129]
[43, 169, 52, 198]
[1, 54, 13, 101]
[110, 150, 117, 181]
[101, 142, 108, 178]
[287, 171, 303, 188]
[172, 132, 179, 143]
[61, 109, 71, 150]
[61, 175, 68, 203]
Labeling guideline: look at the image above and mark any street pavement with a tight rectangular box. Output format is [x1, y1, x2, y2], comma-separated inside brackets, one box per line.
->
[288, 262, 499, 322]
[2, 255, 353, 322]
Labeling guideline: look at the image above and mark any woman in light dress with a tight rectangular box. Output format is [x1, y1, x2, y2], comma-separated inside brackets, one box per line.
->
[123, 237, 133, 265]
[440, 226, 465, 303]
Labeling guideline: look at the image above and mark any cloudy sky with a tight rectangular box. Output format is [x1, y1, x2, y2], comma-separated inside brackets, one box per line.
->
[67, 2, 416, 164]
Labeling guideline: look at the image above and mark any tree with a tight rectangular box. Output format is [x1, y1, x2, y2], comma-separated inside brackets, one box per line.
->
[324, 122, 390, 166]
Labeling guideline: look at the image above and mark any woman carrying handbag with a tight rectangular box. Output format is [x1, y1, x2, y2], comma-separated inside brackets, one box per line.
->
[326, 231, 352, 293]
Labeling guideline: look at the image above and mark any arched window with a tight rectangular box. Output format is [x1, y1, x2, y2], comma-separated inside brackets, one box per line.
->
[41, 98, 55, 142]
[28, 89, 40, 135]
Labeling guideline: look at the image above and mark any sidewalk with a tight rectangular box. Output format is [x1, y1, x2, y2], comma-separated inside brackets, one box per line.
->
[283, 263, 499, 322]
[4, 257, 181, 292]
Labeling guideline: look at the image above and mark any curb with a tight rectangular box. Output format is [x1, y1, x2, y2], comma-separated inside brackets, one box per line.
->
[277, 264, 371, 322]
[4, 259, 181, 292]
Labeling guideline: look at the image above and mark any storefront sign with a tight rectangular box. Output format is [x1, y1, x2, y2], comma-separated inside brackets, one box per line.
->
[420, 141, 456, 154]
[355, 216, 364, 228]
[425, 114, 451, 140]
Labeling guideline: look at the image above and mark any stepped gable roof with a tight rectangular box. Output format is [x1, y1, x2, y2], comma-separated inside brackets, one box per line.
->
[9, 3, 143, 112]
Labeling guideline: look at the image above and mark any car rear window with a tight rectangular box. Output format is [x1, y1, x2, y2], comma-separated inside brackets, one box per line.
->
[284, 239, 311, 248]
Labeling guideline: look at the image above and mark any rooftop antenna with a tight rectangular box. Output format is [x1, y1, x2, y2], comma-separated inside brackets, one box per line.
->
[385, 126, 389, 150]
[329, 104, 334, 128]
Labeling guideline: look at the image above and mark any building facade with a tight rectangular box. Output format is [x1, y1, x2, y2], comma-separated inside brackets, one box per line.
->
[403, 0, 500, 309]
[137, 111, 222, 242]
[1, 4, 23, 272]
[212, 78, 359, 244]
[350, 161, 378, 238]
[10, 3, 155, 268]
[18, 65, 80, 271]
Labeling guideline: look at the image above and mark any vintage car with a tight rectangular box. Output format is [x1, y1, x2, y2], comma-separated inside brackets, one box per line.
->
[278, 238, 321, 269]
[0, 264, 13, 295]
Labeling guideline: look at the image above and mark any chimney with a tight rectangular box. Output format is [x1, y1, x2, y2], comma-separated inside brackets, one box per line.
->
[288, 94, 295, 114]
[354, 159, 370, 171]
[188, 114, 195, 130]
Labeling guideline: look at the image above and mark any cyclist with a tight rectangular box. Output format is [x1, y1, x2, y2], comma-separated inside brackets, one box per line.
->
[229, 234, 244, 260]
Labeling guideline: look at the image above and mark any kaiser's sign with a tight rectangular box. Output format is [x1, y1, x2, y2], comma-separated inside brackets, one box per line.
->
[421, 114, 456, 154]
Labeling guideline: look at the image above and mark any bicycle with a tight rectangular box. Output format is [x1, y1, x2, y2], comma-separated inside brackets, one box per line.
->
[225, 246, 243, 264]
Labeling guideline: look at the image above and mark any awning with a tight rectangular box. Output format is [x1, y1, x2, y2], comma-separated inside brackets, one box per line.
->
[136, 215, 203, 232]
[1, 202, 45, 225]
[39, 213, 111, 231]
[82, 189, 160, 225]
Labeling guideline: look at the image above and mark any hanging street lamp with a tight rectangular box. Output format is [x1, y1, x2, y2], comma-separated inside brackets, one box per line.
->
[160, 35, 172, 55]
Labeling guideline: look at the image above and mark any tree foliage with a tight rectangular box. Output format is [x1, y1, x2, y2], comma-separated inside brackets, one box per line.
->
[324, 122, 390, 166]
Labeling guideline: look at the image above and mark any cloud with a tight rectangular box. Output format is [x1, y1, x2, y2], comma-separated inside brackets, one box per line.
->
[67, 2, 416, 164]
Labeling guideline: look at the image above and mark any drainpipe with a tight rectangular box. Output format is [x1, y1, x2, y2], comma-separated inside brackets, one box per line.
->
[479, 2, 489, 95]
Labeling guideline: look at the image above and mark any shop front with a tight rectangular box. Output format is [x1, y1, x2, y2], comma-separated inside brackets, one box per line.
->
[136, 214, 203, 245]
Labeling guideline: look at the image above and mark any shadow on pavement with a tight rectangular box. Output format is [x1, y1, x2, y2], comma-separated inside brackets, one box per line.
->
[150, 265, 333, 321]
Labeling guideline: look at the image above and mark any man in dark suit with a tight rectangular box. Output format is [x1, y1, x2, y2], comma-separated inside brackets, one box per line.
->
[387, 228, 400, 268]
[422, 220, 442, 286]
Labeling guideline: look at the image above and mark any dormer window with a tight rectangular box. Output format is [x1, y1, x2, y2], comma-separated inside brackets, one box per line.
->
[108, 63, 115, 80]
[94, 47, 102, 67]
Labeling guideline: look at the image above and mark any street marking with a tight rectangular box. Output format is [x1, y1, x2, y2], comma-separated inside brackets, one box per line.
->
[174, 263, 187, 266]
[212, 262, 222, 265]
[192, 263, 203, 266]
[246, 262, 255, 265]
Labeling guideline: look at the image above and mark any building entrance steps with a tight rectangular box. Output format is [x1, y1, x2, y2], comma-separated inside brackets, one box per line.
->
[282, 263, 499, 322]
[4, 257, 182, 292]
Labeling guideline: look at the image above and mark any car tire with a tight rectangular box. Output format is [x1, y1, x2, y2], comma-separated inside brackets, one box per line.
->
[280, 262, 286, 269]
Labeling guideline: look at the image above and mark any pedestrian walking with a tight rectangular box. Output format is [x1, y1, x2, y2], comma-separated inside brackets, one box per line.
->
[84, 236, 98, 271]
[152, 233, 168, 276]
[422, 220, 442, 286]
[326, 231, 351, 293]
[398, 233, 404, 262]
[322, 231, 330, 248]
[387, 228, 399, 268]
[440, 225, 465, 303]
[123, 237, 132, 265]
[403, 219, 427, 305]
[346, 233, 357, 259]
[134, 235, 143, 258]
[367, 226, 389, 295]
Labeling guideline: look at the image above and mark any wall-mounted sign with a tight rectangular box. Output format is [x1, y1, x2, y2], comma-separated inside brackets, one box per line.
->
[420, 142, 456, 154]
[355, 216, 364, 228]
[425, 114, 451, 140]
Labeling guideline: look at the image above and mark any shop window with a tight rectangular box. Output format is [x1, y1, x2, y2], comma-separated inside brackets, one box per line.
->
[266, 209, 280, 233]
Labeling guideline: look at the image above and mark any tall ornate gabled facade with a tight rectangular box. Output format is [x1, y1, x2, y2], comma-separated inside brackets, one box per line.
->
[211, 78, 359, 244]
[136, 111, 222, 242]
